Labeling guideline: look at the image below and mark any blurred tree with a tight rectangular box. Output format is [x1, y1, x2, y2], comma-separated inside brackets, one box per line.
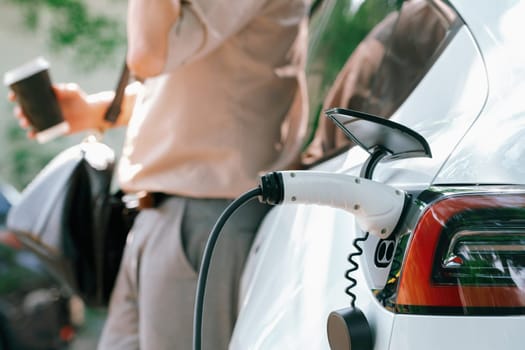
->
[5, 0, 125, 70]
[1, 0, 126, 190]
[3, 118, 59, 190]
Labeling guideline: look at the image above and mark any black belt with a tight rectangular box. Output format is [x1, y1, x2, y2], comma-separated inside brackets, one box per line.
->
[122, 191, 171, 210]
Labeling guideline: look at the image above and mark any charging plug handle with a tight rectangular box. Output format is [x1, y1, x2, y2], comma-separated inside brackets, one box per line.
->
[259, 171, 405, 239]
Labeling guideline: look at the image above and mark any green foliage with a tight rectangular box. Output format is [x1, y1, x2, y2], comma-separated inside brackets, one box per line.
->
[1, 0, 125, 189]
[3, 118, 64, 190]
[5, 0, 125, 70]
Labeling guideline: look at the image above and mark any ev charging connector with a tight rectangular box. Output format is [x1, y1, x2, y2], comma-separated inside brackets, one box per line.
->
[259, 170, 406, 239]
[194, 170, 408, 350]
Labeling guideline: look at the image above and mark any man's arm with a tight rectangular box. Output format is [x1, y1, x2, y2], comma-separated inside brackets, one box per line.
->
[126, 0, 181, 78]
[9, 82, 141, 138]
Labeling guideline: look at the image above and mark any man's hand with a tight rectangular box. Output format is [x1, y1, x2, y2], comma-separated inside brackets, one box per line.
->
[8, 83, 111, 138]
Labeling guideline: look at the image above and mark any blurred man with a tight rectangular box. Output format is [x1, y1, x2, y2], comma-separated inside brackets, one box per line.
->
[10, 0, 309, 349]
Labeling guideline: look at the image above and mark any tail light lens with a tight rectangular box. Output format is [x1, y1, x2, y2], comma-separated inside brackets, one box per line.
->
[59, 325, 75, 342]
[395, 189, 525, 315]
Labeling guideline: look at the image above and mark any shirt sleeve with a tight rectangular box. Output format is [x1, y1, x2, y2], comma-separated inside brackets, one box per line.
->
[162, 0, 267, 73]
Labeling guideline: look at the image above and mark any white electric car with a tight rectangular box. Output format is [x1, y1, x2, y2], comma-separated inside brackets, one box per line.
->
[229, 0, 525, 349]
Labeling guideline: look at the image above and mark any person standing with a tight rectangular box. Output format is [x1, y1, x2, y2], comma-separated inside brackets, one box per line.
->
[10, 0, 309, 349]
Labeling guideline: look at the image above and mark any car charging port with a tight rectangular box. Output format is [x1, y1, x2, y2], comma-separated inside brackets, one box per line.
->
[193, 170, 407, 350]
[258, 170, 408, 350]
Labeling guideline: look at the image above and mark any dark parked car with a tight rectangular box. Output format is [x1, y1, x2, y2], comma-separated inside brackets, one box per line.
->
[0, 184, 83, 350]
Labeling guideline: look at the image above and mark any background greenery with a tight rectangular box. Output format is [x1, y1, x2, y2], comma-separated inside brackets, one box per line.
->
[5, 0, 125, 69]
[0, 2, 125, 347]
[1, 0, 126, 190]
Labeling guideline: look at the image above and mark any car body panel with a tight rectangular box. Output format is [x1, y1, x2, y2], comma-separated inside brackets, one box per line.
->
[234, 204, 389, 350]
[435, 1, 525, 185]
[390, 314, 525, 350]
[231, 0, 525, 349]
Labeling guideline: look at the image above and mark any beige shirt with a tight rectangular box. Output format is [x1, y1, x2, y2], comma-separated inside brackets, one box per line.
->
[118, 0, 308, 198]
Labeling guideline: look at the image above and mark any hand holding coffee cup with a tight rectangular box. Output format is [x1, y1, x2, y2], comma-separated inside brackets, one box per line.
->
[4, 57, 69, 143]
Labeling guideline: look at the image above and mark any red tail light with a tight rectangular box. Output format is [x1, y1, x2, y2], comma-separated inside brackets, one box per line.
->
[395, 189, 525, 315]
[59, 325, 75, 342]
[0, 231, 23, 249]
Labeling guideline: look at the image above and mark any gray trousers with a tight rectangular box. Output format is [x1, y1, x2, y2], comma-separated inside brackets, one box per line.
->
[97, 196, 269, 350]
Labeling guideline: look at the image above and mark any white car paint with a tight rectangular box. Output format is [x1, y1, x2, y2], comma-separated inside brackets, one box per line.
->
[230, 1, 525, 349]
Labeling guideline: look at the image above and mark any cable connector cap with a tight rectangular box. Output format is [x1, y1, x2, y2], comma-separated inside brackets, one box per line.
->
[259, 172, 284, 205]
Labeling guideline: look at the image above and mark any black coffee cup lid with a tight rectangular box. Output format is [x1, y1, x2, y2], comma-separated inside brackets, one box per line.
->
[3, 57, 50, 86]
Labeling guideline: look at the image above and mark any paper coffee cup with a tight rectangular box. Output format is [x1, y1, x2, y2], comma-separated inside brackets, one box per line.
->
[4, 57, 69, 143]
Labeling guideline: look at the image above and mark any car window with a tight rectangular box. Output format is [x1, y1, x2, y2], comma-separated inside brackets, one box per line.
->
[303, 0, 458, 165]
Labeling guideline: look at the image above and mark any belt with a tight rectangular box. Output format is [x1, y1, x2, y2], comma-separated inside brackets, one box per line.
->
[122, 191, 171, 210]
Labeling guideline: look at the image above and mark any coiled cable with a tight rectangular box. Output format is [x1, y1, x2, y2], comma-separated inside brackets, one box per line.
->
[345, 231, 369, 308]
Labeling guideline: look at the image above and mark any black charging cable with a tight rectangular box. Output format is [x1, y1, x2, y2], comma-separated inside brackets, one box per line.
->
[193, 169, 401, 350]
[193, 187, 262, 350]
